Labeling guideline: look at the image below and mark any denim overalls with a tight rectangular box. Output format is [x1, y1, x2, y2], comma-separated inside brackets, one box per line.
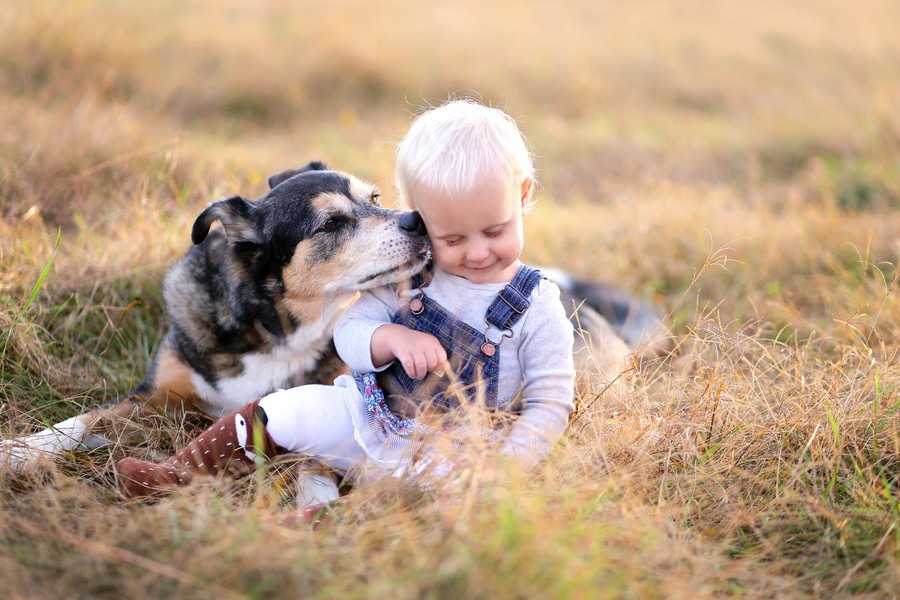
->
[355, 265, 543, 437]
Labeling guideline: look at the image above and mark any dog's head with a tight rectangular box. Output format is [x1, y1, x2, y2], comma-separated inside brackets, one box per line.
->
[192, 161, 430, 317]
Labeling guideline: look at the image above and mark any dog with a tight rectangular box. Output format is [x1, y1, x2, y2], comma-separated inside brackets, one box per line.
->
[0, 161, 430, 474]
[0, 161, 669, 485]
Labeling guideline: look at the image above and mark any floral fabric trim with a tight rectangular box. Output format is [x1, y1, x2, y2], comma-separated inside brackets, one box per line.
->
[357, 372, 428, 437]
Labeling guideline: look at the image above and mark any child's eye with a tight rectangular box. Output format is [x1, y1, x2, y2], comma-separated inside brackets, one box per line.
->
[485, 228, 503, 238]
[444, 238, 462, 247]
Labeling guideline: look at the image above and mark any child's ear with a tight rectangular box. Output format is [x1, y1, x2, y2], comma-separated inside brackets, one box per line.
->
[520, 178, 533, 206]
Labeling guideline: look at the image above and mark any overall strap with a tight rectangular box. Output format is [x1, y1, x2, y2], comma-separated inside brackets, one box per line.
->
[484, 265, 543, 331]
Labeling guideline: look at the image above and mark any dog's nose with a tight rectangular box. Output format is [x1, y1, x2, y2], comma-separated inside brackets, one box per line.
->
[399, 211, 427, 236]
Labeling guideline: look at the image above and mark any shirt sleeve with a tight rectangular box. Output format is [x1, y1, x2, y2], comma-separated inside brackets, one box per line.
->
[500, 280, 576, 470]
[334, 285, 402, 372]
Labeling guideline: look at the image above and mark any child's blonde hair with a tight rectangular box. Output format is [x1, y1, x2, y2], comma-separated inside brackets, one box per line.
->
[395, 99, 535, 210]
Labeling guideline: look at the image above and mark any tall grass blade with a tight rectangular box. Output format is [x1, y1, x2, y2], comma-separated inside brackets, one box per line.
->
[18, 228, 61, 321]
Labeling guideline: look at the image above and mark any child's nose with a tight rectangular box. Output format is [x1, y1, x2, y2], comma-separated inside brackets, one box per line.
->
[466, 242, 489, 262]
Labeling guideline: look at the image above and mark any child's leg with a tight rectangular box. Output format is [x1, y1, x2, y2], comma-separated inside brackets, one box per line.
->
[258, 385, 368, 470]
[116, 384, 367, 500]
[259, 384, 369, 507]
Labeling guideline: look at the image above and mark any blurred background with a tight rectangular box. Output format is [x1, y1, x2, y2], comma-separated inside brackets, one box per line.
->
[3, 0, 897, 261]
[1, 2, 899, 597]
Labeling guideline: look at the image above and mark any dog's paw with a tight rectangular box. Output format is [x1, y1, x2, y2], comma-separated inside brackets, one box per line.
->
[0, 437, 57, 475]
[294, 470, 341, 506]
[0, 416, 94, 475]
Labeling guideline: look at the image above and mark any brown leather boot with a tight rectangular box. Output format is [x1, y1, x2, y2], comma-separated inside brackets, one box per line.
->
[116, 399, 279, 499]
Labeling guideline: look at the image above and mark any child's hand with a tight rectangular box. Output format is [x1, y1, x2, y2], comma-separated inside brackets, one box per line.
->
[391, 328, 448, 379]
[371, 324, 448, 379]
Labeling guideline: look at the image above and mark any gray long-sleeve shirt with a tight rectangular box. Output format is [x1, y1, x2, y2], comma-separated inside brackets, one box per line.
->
[334, 268, 576, 470]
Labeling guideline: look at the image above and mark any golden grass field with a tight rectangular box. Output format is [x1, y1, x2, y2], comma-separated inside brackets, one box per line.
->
[1, 0, 898, 597]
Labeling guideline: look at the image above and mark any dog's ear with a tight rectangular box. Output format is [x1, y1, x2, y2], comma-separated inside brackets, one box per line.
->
[192, 196, 262, 259]
[267, 161, 328, 189]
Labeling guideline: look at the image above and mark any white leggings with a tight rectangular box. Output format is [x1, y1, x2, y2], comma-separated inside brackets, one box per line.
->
[258, 384, 369, 473]
[258, 382, 459, 504]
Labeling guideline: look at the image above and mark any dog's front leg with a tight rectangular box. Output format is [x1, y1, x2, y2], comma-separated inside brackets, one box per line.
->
[0, 415, 106, 473]
[0, 395, 145, 474]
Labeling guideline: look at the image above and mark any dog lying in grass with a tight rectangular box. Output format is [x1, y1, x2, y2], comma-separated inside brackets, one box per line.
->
[0, 161, 668, 495]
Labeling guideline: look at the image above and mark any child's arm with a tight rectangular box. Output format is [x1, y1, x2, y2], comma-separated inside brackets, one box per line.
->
[500, 283, 578, 470]
[333, 286, 401, 372]
[334, 286, 447, 379]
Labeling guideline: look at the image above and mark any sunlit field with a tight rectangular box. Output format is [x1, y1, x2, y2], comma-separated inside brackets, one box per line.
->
[1, 1, 898, 598]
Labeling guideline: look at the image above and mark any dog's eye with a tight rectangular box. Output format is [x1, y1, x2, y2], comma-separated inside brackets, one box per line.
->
[318, 216, 346, 233]
[370, 192, 381, 206]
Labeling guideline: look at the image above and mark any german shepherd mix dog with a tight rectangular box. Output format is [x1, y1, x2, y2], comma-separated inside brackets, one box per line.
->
[0, 161, 668, 481]
[0, 162, 430, 473]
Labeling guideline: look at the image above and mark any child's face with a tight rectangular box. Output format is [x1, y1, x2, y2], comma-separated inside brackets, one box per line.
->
[413, 173, 529, 284]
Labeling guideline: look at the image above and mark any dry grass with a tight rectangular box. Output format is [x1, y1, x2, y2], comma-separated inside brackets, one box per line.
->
[1, 0, 899, 598]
